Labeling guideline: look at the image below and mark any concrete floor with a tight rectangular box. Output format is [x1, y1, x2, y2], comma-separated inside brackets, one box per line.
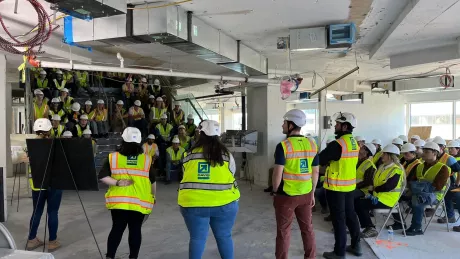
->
[4, 177, 377, 259]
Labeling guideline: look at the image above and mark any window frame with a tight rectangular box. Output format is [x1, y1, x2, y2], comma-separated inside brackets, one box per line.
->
[407, 100, 456, 139]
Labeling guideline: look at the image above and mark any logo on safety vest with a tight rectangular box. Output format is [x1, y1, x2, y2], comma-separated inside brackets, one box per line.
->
[300, 159, 309, 173]
[197, 162, 210, 180]
[127, 156, 138, 166]
[349, 137, 358, 150]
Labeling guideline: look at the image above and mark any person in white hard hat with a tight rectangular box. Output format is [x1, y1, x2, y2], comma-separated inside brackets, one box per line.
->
[371, 139, 382, 152]
[66, 102, 81, 129]
[143, 134, 158, 161]
[396, 142, 450, 235]
[178, 120, 239, 258]
[50, 114, 65, 138]
[149, 97, 166, 127]
[148, 78, 162, 97]
[59, 88, 74, 114]
[400, 143, 421, 177]
[414, 139, 425, 159]
[61, 131, 73, 138]
[26, 118, 63, 252]
[34, 69, 51, 100]
[155, 113, 173, 176]
[99, 127, 156, 259]
[122, 77, 135, 107]
[354, 143, 377, 200]
[177, 125, 191, 150]
[319, 112, 361, 259]
[386, 137, 404, 165]
[48, 97, 66, 122]
[165, 136, 186, 184]
[190, 127, 201, 147]
[447, 140, 460, 161]
[82, 128, 97, 156]
[398, 135, 408, 144]
[410, 135, 421, 144]
[75, 70, 93, 96]
[94, 99, 109, 138]
[147, 95, 156, 114]
[72, 114, 92, 137]
[138, 77, 150, 104]
[172, 101, 185, 128]
[52, 69, 66, 97]
[112, 100, 128, 133]
[33, 89, 50, 121]
[128, 100, 147, 137]
[81, 100, 95, 120]
[354, 144, 404, 238]
[271, 109, 318, 258]
[183, 114, 196, 137]
[354, 136, 365, 148]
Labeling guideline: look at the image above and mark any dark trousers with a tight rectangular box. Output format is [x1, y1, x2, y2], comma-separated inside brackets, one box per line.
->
[314, 184, 327, 209]
[106, 209, 145, 259]
[354, 198, 390, 228]
[274, 192, 315, 259]
[28, 189, 63, 241]
[326, 190, 361, 256]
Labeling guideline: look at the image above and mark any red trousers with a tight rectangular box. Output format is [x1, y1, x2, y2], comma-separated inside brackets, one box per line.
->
[274, 192, 315, 259]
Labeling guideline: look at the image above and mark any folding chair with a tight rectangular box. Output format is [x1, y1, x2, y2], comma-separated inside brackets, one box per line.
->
[424, 178, 451, 233]
[375, 173, 407, 239]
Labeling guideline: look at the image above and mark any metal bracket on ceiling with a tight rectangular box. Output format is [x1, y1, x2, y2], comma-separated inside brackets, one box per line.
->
[117, 53, 124, 68]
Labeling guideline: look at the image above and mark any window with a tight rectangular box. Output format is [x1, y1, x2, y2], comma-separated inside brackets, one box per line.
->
[300, 109, 318, 136]
[410, 102, 453, 140]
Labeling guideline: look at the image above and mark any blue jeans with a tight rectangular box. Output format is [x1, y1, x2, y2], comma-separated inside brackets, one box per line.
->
[28, 189, 63, 241]
[445, 184, 457, 218]
[180, 201, 239, 259]
[166, 161, 182, 181]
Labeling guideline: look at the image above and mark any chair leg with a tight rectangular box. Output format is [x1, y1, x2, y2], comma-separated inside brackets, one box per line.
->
[399, 207, 406, 237]
[376, 208, 396, 240]
[443, 202, 450, 232]
[424, 203, 442, 234]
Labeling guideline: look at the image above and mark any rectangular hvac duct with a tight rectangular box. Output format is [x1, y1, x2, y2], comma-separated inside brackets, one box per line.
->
[290, 27, 327, 51]
[371, 76, 455, 93]
[45, 0, 126, 19]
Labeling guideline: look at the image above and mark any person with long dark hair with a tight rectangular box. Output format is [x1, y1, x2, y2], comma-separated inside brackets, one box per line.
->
[99, 127, 156, 259]
[178, 120, 240, 259]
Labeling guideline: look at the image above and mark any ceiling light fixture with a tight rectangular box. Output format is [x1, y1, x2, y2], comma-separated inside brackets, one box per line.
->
[290, 48, 324, 52]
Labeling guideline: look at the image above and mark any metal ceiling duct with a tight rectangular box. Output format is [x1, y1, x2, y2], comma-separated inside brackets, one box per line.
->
[371, 76, 455, 94]
[70, 5, 267, 76]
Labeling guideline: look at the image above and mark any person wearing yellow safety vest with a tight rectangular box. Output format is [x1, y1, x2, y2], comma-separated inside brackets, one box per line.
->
[401, 143, 421, 177]
[410, 135, 421, 144]
[59, 88, 74, 114]
[66, 102, 81, 130]
[82, 129, 97, 157]
[52, 70, 66, 97]
[178, 125, 191, 150]
[178, 120, 239, 259]
[94, 99, 109, 138]
[76, 70, 94, 96]
[149, 97, 166, 128]
[316, 138, 334, 216]
[128, 100, 148, 138]
[48, 98, 67, 123]
[99, 127, 156, 259]
[146, 95, 156, 118]
[148, 78, 163, 98]
[35, 70, 52, 100]
[50, 115, 65, 138]
[26, 118, 63, 252]
[414, 139, 425, 160]
[33, 89, 49, 122]
[71, 114, 92, 138]
[354, 136, 365, 148]
[354, 143, 377, 199]
[122, 77, 135, 108]
[81, 100, 96, 120]
[447, 140, 460, 188]
[165, 136, 186, 184]
[112, 100, 128, 134]
[143, 134, 159, 160]
[271, 109, 319, 259]
[185, 114, 197, 137]
[155, 113, 173, 143]
[395, 142, 450, 235]
[172, 102, 185, 127]
[354, 144, 404, 238]
[61, 131, 73, 138]
[319, 112, 362, 259]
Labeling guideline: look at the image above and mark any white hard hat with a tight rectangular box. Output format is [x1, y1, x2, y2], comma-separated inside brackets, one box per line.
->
[414, 139, 425, 148]
[371, 139, 382, 145]
[154, 79, 160, 85]
[410, 135, 420, 141]
[147, 134, 155, 140]
[39, 70, 47, 75]
[392, 137, 404, 146]
[423, 142, 441, 152]
[134, 100, 141, 106]
[363, 143, 376, 156]
[172, 136, 180, 144]
[355, 136, 365, 142]
[80, 114, 89, 120]
[333, 112, 357, 128]
[161, 113, 168, 119]
[97, 99, 104, 105]
[85, 100, 92, 106]
[398, 135, 408, 142]
[447, 140, 460, 148]
[174, 102, 181, 106]
[187, 114, 194, 120]
[56, 70, 63, 75]
[426, 138, 433, 143]
[62, 131, 73, 137]
[156, 97, 163, 102]
[178, 125, 186, 130]
[432, 136, 446, 146]
[71, 102, 81, 112]
[117, 100, 124, 105]
[382, 144, 400, 156]
[83, 129, 92, 135]
[401, 143, 416, 153]
[326, 137, 335, 144]
[122, 127, 142, 144]
[200, 120, 221, 136]
[34, 89, 43, 95]
[33, 118, 52, 132]
[141, 77, 147, 83]
[60, 88, 69, 93]
[51, 114, 61, 121]
[283, 109, 307, 127]
[51, 97, 60, 103]
[149, 95, 155, 99]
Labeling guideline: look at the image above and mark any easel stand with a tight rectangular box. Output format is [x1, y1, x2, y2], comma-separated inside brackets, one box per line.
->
[10, 162, 28, 213]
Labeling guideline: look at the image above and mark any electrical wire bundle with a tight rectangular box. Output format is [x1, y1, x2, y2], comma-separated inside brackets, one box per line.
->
[0, 0, 52, 55]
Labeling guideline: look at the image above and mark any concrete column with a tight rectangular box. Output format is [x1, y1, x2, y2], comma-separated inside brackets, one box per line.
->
[247, 84, 286, 186]
[317, 90, 328, 150]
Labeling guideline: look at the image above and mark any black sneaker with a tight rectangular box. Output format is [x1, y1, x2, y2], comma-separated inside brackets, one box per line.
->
[346, 241, 363, 257]
[386, 223, 405, 231]
[321, 207, 330, 214]
[323, 251, 345, 259]
[405, 226, 423, 236]
[324, 215, 332, 222]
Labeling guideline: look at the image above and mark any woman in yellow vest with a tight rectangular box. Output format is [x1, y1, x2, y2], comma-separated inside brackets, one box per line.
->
[354, 144, 403, 238]
[354, 143, 377, 199]
[59, 88, 74, 114]
[179, 120, 239, 259]
[26, 119, 63, 252]
[178, 125, 191, 150]
[94, 99, 109, 138]
[50, 114, 65, 138]
[33, 89, 49, 121]
[99, 127, 156, 259]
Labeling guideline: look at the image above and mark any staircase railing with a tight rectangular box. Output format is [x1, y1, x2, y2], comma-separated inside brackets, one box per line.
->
[174, 93, 208, 122]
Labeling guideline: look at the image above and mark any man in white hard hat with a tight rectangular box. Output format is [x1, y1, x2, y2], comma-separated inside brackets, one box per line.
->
[72, 114, 91, 138]
[319, 112, 361, 259]
[66, 102, 81, 129]
[128, 100, 147, 137]
[112, 100, 127, 133]
[272, 109, 319, 259]
[49, 98, 66, 122]
[94, 100, 109, 138]
[61, 131, 73, 138]
[155, 113, 173, 143]
[172, 101, 185, 128]
[143, 134, 158, 161]
[165, 136, 186, 184]
[26, 118, 63, 251]
[147, 95, 156, 114]
[33, 89, 50, 121]
[371, 139, 382, 152]
[410, 135, 421, 144]
[82, 128, 97, 156]
[35, 69, 51, 100]
[447, 140, 460, 161]
[122, 77, 135, 107]
[400, 143, 421, 177]
[148, 78, 162, 97]
[59, 88, 74, 114]
[399, 135, 408, 144]
[414, 139, 425, 159]
[149, 97, 166, 127]
[354, 136, 365, 148]
[52, 70, 66, 97]
[50, 114, 65, 138]
[184, 114, 197, 137]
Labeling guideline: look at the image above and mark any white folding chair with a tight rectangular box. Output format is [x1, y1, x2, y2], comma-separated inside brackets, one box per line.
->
[0, 223, 16, 249]
[374, 173, 407, 239]
[424, 178, 451, 233]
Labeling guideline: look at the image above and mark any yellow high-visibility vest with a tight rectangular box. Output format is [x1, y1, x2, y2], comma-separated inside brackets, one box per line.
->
[61, 96, 74, 114]
[36, 78, 48, 89]
[150, 107, 166, 120]
[173, 109, 184, 125]
[324, 134, 359, 192]
[373, 164, 403, 207]
[373, 150, 383, 164]
[143, 143, 158, 158]
[280, 137, 317, 196]
[185, 123, 197, 136]
[156, 123, 173, 139]
[53, 79, 67, 90]
[438, 152, 453, 175]
[130, 107, 144, 121]
[34, 103, 48, 120]
[82, 108, 95, 120]
[76, 71, 88, 87]
[356, 158, 376, 195]
[106, 152, 154, 214]
[75, 124, 85, 137]
[50, 125, 65, 138]
[94, 108, 107, 121]
[403, 159, 421, 177]
[416, 162, 446, 201]
[178, 147, 240, 207]
[179, 136, 190, 149]
[167, 146, 185, 162]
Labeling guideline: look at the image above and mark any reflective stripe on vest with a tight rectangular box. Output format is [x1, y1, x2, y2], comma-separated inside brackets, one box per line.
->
[156, 124, 173, 139]
[143, 143, 158, 157]
[179, 182, 235, 190]
[416, 162, 446, 201]
[373, 164, 403, 207]
[95, 108, 107, 121]
[51, 125, 65, 137]
[53, 79, 66, 90]
[110, 153, 150, 178]
[167, 146, 185, 162]
[106, 196, 153, 210]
